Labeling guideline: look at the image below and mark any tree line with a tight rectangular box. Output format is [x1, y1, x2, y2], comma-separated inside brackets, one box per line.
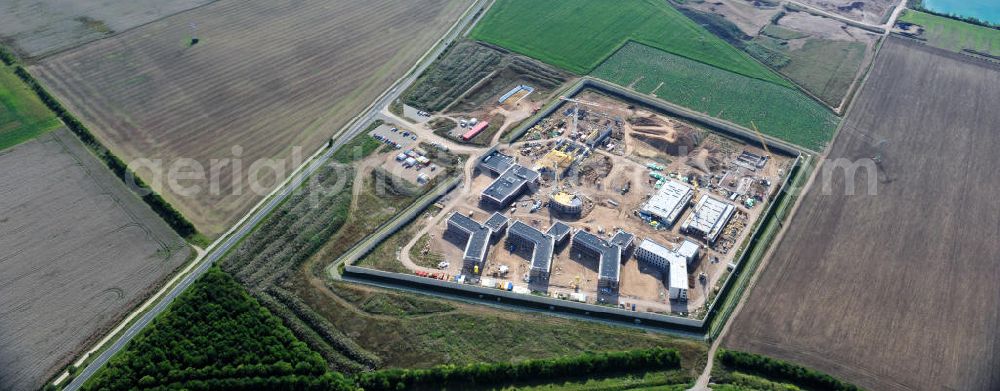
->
[10, 63, 199, 240]
[717, 349, 862, 391]
[353, 347, 682, 391]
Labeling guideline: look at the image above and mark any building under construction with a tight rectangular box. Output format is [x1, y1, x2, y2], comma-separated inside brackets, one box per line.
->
[681, 194, 736, 244]
[548, 191, 583, 217]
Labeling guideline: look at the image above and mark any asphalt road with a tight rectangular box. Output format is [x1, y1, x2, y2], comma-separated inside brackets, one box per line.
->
[64, 1, 487, 389]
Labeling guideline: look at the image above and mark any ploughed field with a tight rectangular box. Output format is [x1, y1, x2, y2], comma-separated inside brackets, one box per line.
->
[0, 129, 190, 390]
[31, 0, 472, 237]
[0, 0, 213, 57]
[724, 38, 1000, 391]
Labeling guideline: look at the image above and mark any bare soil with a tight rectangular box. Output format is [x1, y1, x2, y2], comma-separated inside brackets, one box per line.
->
[724, 38, 1000, 391]
[0, 129, 190, 390]
[31, 0, 472, 237]
[795, 0, 897, 25]
[0, 0, 213, 57]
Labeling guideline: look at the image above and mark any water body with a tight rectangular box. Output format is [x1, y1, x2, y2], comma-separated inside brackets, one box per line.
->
[922, 0, 1000, 24]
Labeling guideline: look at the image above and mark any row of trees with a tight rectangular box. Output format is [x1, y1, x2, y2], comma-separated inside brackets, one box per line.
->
[717, 349, 861, 391]
[0, 46, 15, 66]
[354, 347, 681, 391]
[10, 64, 199, 239]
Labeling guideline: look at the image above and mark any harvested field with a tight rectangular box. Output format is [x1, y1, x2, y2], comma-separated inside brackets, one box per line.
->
[31, 0, 472, 237]
[0, 129, 190, 390]
[725, 38, 1000, 391]
[0, 0, 213, 57]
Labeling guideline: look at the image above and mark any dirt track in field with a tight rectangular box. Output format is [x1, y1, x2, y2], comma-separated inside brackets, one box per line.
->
[0, 129, 190, 391]
[724, 37, 1000, 391]
[0, 0, 213, 57]
[31, 0, 472, 237]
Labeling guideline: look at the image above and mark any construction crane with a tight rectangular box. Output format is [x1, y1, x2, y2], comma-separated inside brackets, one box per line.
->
[559, 96, 601, 134]
[749, 121, 772, 157]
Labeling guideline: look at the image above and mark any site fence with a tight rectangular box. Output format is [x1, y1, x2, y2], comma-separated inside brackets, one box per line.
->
[343, 265, 704, 331]
[337, 77, 809, 337]
[327, 175, 462, 275]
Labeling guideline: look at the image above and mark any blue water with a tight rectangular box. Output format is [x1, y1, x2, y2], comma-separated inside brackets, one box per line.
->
[922, 0, 1000, 24]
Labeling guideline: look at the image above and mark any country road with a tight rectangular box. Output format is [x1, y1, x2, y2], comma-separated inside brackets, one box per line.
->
[62, 1, 489, 389]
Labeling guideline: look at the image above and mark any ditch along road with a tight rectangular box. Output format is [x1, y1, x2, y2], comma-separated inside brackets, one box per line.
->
[61, 1, 489, 389]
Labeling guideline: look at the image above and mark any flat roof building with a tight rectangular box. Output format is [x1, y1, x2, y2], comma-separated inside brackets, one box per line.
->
[446, 212, 508, 272]
[481, 164, 540, 209]
[640, 181, 693, 227]
[681, 194, 736, 244]
[479, 150, 516, 176]
[669, 257, 688, 301]
[676, 239, 700, 265]
[546, 221, 572, 245]
[634, 238, 689, 301]
[507, 221, 555, 281]
[571, 230, 632, 289]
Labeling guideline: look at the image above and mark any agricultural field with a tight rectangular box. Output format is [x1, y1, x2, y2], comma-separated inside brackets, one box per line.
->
[672, 2, 881, 108]
[469, 0, 788, 85]
[30, 0, 473, 237]
[0, 0, 213, 57]
[402, 41, 571, 113]
[592, 42, 839, 150]
[0, 129, 190, 390]
[0, 62, 60, 150]
[896, 9, 1000, 57]
[725, 38, 1000, 391]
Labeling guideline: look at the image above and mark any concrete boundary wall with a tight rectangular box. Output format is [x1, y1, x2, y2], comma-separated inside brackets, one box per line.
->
[335, 77, 810, 335]
[343, 265, 704, 331]
[504, 78, 806, 156]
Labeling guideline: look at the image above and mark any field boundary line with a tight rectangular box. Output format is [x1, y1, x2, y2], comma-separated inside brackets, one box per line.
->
[57, 1, 489, 388]
[28, 0, 226, 62]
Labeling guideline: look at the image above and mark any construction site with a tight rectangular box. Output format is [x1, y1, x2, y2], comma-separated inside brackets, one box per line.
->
[406, 89, 795, 318]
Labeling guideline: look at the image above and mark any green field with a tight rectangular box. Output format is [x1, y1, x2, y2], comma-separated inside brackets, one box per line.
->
[898, 10, 1000, 56]
[469, 0, 789, 87]
[593, 42, 838, 150]
[0, 65, 60, 150]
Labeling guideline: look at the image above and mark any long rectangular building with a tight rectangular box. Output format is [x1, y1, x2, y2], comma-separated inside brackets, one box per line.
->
[641, 180, 693, 226]
[681, 194, 736, 244]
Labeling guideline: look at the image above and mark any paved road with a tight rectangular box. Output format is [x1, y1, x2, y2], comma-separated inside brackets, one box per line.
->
[64, 1, 487, 389]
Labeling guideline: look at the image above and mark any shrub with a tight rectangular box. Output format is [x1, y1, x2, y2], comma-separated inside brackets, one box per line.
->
[716, 349, 861, 391]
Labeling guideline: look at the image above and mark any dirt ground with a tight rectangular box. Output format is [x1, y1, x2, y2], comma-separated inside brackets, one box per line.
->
[0, 129, 190, 390]
[0, 0, 213, 57]
[725, 38, 1000, 391]
[795, 0, 897, 25]
[30, 0, 472, 237]
[416, 92, 793, 317]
